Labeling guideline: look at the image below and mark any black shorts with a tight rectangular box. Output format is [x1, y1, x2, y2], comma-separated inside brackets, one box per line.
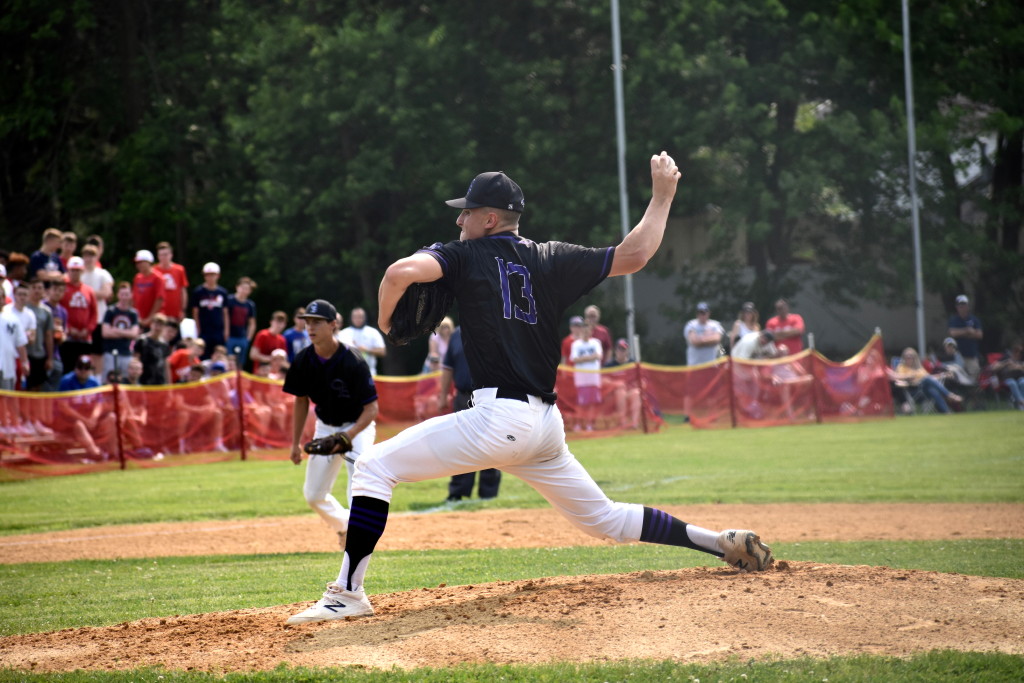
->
[27, 357, 49, 389]
[91, 324, 105, 354]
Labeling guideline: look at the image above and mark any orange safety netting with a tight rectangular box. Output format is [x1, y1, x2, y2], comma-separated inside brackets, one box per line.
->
[0, 336, 891, 477]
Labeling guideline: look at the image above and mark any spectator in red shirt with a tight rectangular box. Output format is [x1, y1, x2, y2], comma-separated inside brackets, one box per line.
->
[153, 241, 189, 322]
[250, 310, 288, 375]
[59, 257, 98, 371]
[168, 337, 205, 383]
[132, 250, 166, 330]
[764, 298, 806, 356]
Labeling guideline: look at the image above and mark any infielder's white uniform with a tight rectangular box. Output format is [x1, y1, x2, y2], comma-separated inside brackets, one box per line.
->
[306, 418, 375, 533]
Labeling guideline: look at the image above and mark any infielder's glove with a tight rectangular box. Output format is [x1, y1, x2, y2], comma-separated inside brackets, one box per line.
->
[385, 280, 455, 347]
[303, 432, 353, 456]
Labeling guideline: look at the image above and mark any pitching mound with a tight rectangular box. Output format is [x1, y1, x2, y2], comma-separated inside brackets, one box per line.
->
[1, 503, 1022, 672]
[2, 562, 1022, 672]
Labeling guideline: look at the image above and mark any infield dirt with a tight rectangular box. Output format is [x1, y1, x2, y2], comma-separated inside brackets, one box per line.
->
[1, 503, 1022, 672]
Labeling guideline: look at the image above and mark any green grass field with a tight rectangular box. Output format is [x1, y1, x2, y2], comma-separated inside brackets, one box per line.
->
[1, 412, 1022, 681]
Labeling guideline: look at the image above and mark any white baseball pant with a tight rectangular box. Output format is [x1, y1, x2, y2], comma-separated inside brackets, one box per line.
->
[304, 418, 376, 533]
[352, 388, 644, 542]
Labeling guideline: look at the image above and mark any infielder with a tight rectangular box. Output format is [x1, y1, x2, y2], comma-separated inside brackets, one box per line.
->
[283, 299, 378, 548]
[288, 152, 772, 624]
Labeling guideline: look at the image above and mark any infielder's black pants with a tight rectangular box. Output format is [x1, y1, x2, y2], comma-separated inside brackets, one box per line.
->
[448, 468, 502, 500]
[447, 389, 502, 500]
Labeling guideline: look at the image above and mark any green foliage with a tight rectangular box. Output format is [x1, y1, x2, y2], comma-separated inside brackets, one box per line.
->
[1, 651, 1022, 680]
[2, 1, 1021, 357]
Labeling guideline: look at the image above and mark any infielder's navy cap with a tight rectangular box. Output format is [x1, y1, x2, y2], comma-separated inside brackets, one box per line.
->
[299, 299, 337, 321]
[445, 171, 525, 213]
[696, 301, 710, 312]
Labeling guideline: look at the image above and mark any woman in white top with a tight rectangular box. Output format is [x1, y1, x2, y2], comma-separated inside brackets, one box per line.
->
[422, 316, 454, 373]
[729, 301, 760, 350]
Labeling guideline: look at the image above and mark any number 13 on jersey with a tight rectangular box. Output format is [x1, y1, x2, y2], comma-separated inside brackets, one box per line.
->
[496, 257, 537, 325]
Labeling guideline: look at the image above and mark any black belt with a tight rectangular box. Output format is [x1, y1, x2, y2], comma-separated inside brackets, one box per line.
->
[495, 388, 556, 405]
[496, 388, 530, 402]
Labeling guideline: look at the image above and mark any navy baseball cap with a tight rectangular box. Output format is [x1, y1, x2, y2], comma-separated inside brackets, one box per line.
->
[446, 171, 525, 213]
[299, 299, 337, 321]
[696, 301, 710, 312]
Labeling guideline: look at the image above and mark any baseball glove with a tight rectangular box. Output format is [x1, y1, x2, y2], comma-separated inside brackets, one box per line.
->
[303, 431, 353, 456]
[385, 280, 455, 347]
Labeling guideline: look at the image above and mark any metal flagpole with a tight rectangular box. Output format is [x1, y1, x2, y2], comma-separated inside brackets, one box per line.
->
[902, 0, 927, 356]
[610, 0, 637, 347]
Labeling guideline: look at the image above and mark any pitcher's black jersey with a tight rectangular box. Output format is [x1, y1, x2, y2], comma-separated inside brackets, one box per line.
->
[422, 234, 613, 403]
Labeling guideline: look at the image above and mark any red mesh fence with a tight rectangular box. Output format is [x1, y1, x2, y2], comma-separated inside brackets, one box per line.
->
[1, 336, 892, 477]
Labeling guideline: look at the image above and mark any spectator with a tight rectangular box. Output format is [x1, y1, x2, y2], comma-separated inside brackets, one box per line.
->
[250, 310, 288, 375]
[339, 307, 386, 376]
[731, 329, 781, 360]
[684, 301, 725, 366]
[262, 348, 289, 380]
[168, 337, 205, 383]
[60, 259, 98, 374]
[423, 316, 454, 374]
[3, 283, 38, 385]
[79, 245, 114, 327]
[561, 315, 584, 365]
[210, 344, 229, 366]
[730, 330, 781, 419]
[584, 305, 613, 365]
[0, 302, 29, 390]
[283, 306, 312, 363]
[153, 241, 189, 323]
[191, 262, 229, 359]
[728, 301, 761, 350]
[934, 337, 974, 388]
[888, 347, 962, 414]
[570, 322, 604, 431]
[83, 234, 105, 267]
[25, 279, 55, 392]
[605, 338, 634, 367]
[0, 264, 9, 304]
[174, 364, 229, 454]
[6, 252, 30, 289]
[124, 357, 145, 386]
[59, 231, 78, 267]
[134, 314, 173, 385]
[440, 326, 501, 502]
[42, 277, 68, 389]
[132, 250, 166, 331]
[947, 294, 983, 380]
[57, 355, 115, 462]
[764, 298, 806, 356]
[101, 282, 140, 382]
[602, 338, 642, 429]
[990, 343, 1024, 410]
[28, 228, 65, 281]
[226, 276, 257, 367]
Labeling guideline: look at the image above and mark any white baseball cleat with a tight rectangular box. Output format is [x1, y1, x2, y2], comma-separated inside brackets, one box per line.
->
[718, 529, 774, 572]
[286, 583, 374, 624]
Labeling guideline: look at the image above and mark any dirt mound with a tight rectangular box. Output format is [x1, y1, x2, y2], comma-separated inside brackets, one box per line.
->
[2, 503, 1022, 672]
[3, 503, 1021, 564]
[2, 563, 1022, 672]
